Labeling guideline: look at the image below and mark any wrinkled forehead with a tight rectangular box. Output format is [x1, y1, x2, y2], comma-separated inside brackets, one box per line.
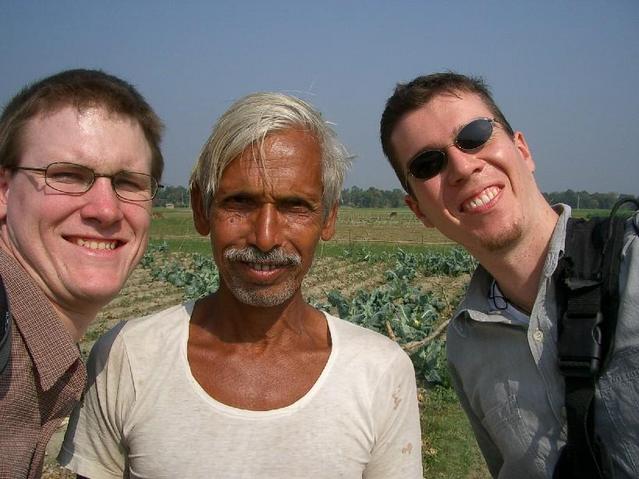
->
[221, 128, 322, 187]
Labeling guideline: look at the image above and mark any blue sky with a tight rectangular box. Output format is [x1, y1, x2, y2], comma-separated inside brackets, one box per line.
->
[1, 0, 638, 194]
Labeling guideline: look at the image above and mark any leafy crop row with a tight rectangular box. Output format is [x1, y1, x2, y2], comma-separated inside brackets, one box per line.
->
[142, 242, 219, 300]
[340, 246, 477, 277]
[321, 247, 475, 386]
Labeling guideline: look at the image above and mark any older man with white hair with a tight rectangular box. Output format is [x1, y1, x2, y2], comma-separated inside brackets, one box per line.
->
[59, 92, 423, 478]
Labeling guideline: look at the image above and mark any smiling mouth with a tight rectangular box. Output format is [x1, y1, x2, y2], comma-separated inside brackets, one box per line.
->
[246, 262, 284, 272]
[462, 186, 501, 212]
[72, 238, 120, 250]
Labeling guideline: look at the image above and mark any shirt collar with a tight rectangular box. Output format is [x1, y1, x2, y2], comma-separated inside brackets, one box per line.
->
[452, 204, 572, 325]
[541, 203, 571, 279]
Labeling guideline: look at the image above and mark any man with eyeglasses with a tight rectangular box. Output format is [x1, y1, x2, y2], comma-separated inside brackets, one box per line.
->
[0, 69, 163, 479]
[380, 72, 638, 478]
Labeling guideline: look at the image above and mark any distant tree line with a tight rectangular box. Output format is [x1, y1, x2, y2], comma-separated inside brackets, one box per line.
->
[543, 190, 638, 209]
[154, 185, 409, 208]
[340, 186, 406, 208]
[154, 185, 637, 210]
[154, 185, 190, 207]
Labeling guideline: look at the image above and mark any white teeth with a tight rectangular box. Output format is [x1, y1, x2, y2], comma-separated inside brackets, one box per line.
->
[249, 263, 279, 271]
[75, 238, 117, 250]
[465, 187, 499, 211]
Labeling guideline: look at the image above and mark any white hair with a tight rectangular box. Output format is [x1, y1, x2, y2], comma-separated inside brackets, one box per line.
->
[190, 92, 351, 218]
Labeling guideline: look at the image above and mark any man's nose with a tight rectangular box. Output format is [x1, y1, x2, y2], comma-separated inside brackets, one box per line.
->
[79, 177, 125, 224]
[250, 204, 283, 252]
[444, 146, 485, 186]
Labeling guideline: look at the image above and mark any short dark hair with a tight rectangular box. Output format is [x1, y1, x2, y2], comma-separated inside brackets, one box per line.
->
[0, 69, 164, 180]
[380, 71, 514, 192]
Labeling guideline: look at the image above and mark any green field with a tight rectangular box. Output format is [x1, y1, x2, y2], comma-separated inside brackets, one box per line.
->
[136, 205, 610, 477]
[48, 206, 496, 478]
[151, 205, 622, 252]
[146, 206, 488, 478]
[44, 207, 627, 478]
[151, 206, 452, 253]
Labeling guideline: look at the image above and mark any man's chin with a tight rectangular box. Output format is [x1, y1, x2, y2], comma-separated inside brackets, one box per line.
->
[72, 284, 122, 304]
[478, 224, 524, 253]
[230, 284, 297, 308]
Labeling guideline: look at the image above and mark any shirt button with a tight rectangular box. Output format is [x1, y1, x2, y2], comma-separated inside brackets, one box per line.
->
[533, 330, 544, 342]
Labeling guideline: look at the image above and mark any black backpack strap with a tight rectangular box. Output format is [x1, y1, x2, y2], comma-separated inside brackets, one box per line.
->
[0, 275, 11, 375]
[599, 200, 638, 369]
[554, 199, 638, 479]
[554, 217, 609, 479]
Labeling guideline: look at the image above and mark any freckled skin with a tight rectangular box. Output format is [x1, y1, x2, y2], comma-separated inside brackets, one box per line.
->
[189, 129, 339, 410]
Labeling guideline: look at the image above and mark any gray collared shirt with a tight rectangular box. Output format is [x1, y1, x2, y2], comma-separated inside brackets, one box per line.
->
[447, 205, 639, 478]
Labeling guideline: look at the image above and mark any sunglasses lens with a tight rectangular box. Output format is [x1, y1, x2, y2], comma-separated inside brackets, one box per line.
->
[406, 118, 494, 185]
[408, 151, 446, 180]
[456, 118, 493, 150]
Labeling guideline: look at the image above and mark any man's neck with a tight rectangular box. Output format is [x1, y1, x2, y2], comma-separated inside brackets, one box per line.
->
[51, 302, 100, 342]
[188, 288, 331, 411]
[194, 288, 324, 346]
[473, 204, 560, 314]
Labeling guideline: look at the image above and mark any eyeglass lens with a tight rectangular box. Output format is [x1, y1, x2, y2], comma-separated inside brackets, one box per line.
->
[45, 163, 156, 201]
[407, 118, 494, 181]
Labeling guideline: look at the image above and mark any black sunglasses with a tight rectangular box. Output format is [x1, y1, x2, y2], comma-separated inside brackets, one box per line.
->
[406, 118, 496, 183]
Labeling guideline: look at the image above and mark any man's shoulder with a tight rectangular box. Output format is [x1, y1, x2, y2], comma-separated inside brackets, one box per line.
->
[322, 313, 416, 399]
[118, 302, 192, 338]
[326, 312, 408, 364]
[89, 302, 192, 366]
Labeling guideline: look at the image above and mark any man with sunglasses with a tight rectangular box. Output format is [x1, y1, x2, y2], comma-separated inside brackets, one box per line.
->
[380, 72, 638, 478]
[0, 69, 163, 479]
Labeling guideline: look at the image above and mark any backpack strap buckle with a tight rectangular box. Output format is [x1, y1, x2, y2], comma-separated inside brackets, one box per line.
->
[558, 308, 603, 378]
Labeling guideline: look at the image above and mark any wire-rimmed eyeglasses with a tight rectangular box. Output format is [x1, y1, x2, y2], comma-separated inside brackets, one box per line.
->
[10, 162, 162, 202]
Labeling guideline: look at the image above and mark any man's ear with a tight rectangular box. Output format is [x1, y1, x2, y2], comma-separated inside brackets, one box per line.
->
[321, 203, 338, 241]
[514, 131, 535, 174]
[405, 194, 434, 228]
[191, 184, 211, 236]
[0, 168, 11, 222]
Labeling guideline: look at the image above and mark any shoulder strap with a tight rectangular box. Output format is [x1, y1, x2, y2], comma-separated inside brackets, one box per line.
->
[554, 198, 638, 479]
[599, 199, 638, 368]
[0, 275, 11, 375]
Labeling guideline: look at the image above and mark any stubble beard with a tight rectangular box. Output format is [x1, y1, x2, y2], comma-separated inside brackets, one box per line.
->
[225, 277, 299, 307]
[222, 246, 303, 307]
[478, 221, 524, 253]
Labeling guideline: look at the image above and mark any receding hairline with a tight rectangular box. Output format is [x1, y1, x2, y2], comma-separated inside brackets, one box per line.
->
[26, 100, 150, 122]
[220, 127, 324, 190]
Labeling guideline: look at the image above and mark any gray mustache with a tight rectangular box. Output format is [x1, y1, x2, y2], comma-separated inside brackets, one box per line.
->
[224, 247, 302, 267]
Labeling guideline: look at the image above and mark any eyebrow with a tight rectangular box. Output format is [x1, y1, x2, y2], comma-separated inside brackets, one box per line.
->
[219, 190, 319, 206]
